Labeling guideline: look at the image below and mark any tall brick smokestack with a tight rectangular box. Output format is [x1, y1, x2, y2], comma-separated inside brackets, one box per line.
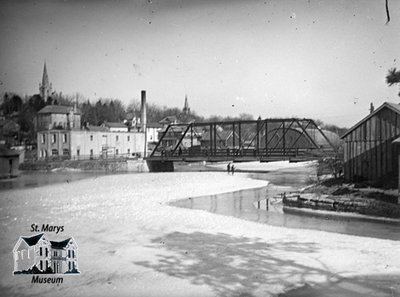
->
[141, 90, 147, 157]
[141, 90, 147, 132]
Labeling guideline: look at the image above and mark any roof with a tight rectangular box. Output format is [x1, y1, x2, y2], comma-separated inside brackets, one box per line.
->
[341, 102, 400, 139]
[202, 130, 233, 140]
[86, 124, 108, 132]
[159, 116, 180, 125]
[311, 129, 340, 146]
[147, 122, 163, 128]
[38, 105, 82, 115]
[22, 233, 45, 246]
[103, 122, 128, 128]
[50, 238, 72, 249]
[0, 144, 20, 157]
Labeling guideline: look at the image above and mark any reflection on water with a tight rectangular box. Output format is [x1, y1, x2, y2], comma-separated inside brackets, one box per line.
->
[173, 166, 400, 241]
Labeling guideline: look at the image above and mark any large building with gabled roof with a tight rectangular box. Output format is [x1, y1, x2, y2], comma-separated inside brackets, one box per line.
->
[36, 104, 145, 160]
[341, 102, 400, 186]
[37, 104, 82, 131]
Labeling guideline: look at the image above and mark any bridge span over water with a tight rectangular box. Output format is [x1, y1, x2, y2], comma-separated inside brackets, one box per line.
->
[146, 118, 338, 171]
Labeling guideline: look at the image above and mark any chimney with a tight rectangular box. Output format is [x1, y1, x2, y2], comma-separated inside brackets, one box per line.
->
[141, 90, 147, 157]
[370, 103, 375, 114]
[141, 90, 147, 132]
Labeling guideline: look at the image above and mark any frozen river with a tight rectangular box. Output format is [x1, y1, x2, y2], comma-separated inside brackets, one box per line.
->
[0, 170, 132, 191]
[3, 167, 399, 240]
[1, 165, 399, 297]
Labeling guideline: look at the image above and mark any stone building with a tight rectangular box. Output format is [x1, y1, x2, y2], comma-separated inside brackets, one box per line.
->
[37, 105, 81, 131]
[37, 124, 145, 159]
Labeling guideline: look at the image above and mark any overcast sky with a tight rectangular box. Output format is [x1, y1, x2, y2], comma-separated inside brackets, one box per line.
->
[0, 0, 399, 127]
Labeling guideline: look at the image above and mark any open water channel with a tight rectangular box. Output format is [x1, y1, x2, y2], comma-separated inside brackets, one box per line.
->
[173, 164, 400, 241]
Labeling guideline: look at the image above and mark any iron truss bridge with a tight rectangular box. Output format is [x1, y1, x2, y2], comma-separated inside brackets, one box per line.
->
[147, 118, 338, 166]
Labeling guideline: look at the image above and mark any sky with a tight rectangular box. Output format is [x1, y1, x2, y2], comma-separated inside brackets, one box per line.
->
[0, 0, 399, 127]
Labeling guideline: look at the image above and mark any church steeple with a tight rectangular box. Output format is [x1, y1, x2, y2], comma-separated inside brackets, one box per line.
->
[39, 61, 52, 102]
[182, 94, 190, 115]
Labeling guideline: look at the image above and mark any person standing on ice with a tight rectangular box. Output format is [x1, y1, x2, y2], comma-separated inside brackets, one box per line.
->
[231, 164, 235, 175]
[227, 162, 231, 174]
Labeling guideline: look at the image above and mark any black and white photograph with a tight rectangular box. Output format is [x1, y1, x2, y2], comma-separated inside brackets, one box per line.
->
[0, 0, 399, 296]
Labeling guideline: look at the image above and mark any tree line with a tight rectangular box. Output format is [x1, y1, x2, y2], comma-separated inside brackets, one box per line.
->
[1, 91, 350, 146]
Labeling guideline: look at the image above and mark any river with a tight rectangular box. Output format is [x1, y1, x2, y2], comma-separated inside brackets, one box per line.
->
[173, 165, 400, 240]
[2, 167, 399, 240]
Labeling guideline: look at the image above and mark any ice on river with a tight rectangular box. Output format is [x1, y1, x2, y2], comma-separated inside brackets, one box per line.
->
[0, 170, 399, 297]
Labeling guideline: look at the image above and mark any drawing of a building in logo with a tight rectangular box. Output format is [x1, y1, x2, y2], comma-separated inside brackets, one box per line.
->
[13, 233, 79, 274]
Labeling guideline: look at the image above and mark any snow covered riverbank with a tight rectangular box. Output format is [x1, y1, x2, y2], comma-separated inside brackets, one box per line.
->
[0, 169, 399, 296]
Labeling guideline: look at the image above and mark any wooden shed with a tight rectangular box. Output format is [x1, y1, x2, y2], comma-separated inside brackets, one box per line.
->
[341, 102, 400, 186]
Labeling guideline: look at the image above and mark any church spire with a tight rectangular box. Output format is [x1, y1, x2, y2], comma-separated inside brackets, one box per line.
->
[183, 94, 190, 115]
[39, 61, 52, 101]
[42, 62, 49, 87]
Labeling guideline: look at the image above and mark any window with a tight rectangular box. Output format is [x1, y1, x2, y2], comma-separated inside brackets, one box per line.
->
[90, 149, 93, 156]
[63, 149, 69, 156]
[127, 135, 130, 141]
[40, 247, 42, 256]
[116, 135, 119, 141]
[72, 250, 75, 258]
[51, 134, 56, 143]
[69, 262, 71, 270]
[63, 134, 67, 143]
[41, 134, 45, 144]
[90, 135, 93, 141]
[45, 248, 48, 257]
[68, 250, 71, 258]
[40, 260, 43, 271]
[77, 149, 80, 157]
[51, 149, 59, 156]
[116, 149, 119, 155]
[127, 149, 130, 155]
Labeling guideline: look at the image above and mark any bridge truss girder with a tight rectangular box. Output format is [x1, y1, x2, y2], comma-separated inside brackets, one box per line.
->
[149, 118, 337, 162]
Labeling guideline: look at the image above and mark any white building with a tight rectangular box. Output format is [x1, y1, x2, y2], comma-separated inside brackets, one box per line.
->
[146, 123, 163, 143]
[37, 126, 145, 159]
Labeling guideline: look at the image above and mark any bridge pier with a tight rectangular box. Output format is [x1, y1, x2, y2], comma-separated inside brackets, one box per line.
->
[146, 160, 174, 172]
